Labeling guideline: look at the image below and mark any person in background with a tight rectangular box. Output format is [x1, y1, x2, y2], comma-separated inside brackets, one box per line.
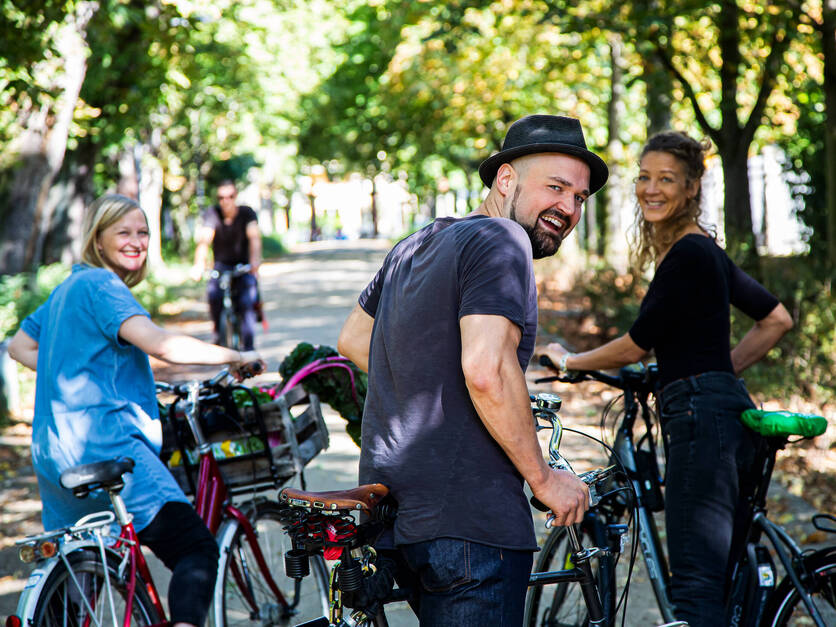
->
[191, 179, 262, 350]
[540, 131, 793, 627]
[9, 194, 261, 627]
[338, 115, 606, 625]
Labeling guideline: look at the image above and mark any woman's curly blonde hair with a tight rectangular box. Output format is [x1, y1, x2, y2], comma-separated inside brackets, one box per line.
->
[81, 194, 149, 287]
[630, 131, 714, 273]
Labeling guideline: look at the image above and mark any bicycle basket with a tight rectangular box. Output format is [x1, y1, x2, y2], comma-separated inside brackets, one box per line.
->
[160, 384, 329, 496]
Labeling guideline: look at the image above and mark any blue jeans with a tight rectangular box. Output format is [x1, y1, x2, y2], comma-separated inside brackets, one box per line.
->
[660, 371, 760, 627]
[207, 266, 258, 350]
[389, 538, 532, 626]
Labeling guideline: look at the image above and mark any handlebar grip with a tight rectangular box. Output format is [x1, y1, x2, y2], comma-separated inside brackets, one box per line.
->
[539, 354, 557, 370]
[530, 495, 549, 512]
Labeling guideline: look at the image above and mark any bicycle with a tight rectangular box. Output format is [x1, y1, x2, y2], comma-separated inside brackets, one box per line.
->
[273, 391, 630, 627]
[9, 366, 331, 627]
[528, 358, 834, 627]
[209, 263, 256, 350]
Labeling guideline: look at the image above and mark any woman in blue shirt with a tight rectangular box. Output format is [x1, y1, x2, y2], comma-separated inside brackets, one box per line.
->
[8, 194, 261, 627]
[541, 132, 792, 626]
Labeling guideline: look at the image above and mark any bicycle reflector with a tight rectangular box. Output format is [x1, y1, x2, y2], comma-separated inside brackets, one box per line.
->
[18, 544, 36, 563]
[18, 540, 57, 562]
[38, 540, 57, 558]
[6, 615, 22, 627]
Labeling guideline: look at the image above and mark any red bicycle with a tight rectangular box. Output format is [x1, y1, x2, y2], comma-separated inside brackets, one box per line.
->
[9, 366, 331, 626]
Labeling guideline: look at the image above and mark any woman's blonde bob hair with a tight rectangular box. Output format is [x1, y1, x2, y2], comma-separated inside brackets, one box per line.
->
[81, 194, 149, 287]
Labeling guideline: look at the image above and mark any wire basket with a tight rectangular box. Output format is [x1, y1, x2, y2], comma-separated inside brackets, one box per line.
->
[160, 384, 329, 496]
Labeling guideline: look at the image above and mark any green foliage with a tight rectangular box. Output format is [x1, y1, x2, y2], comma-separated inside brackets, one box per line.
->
[0, 264, 69, 339]
[278, 342, 367, 447]
[779, 76, 827, 263]
[261, 234, 288, 259]
[732, 258, 835, 407]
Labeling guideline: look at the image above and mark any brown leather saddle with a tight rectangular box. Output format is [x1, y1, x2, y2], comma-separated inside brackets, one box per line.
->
[279, 483, 389, 513]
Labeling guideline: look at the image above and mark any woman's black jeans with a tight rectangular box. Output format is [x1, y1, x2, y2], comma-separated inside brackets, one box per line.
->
[660, 371, 760, 627]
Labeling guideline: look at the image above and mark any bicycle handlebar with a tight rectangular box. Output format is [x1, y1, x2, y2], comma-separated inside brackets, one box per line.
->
[536, 355, 658, 396]
[154, 361, 265, 398]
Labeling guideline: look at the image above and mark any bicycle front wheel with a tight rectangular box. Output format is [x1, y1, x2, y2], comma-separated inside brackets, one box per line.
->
[32, 548, 161, 627]
[218, 309, 236, 349]
[525, 525, 605, 627]
[216, 500, 330, 626]
[762, 547, 836, 626]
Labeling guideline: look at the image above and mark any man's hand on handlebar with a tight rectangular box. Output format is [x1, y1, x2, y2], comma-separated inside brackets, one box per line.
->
[532, 468, 590, 527]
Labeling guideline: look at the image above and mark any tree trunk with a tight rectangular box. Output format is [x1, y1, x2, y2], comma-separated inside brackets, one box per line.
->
[370, 175, 379, 237]
[0, 2, 98, 275]
[718, 145, 758, 268]
[603, 34, 627, 265]
[822, 3, 836, 276]
[642, 55, 674, 136]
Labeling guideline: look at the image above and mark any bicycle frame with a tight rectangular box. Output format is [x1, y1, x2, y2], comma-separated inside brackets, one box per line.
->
[726, 436, 831, 627]
[609, 378, 677, 622]
[174, 378, 293, 614]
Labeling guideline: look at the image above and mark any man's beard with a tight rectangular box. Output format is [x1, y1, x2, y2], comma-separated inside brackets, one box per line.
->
[509, 187, 564, 259]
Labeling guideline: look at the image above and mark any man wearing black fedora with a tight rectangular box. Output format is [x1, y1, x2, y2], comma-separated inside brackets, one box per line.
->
[337, 114, 608, 624]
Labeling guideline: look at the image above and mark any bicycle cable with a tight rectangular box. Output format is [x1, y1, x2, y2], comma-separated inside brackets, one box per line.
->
[562, 426, 641, 627]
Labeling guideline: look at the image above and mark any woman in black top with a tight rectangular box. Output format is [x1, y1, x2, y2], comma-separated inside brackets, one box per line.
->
[542, 132, 792, 626]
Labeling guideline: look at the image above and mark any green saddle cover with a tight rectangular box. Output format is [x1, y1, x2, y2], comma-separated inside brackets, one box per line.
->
[741, 409, 828, 438]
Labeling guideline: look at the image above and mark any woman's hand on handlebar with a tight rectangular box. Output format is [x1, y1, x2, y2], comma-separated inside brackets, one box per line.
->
[532, 469, 590, 527]
[231, 351, 265, 381]
[535, 342, 574, 374]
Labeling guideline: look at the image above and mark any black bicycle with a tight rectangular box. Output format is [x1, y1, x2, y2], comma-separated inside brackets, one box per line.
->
[273, 392, 635, 627]
[528, 358, 835, 627]
[210, 262, 252, 350]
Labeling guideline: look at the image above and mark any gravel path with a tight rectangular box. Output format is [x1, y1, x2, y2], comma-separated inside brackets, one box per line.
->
[0, 239, 825, 625]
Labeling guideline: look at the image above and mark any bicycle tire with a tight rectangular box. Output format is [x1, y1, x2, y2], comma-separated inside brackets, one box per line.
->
[31, 547, 161, 627]
[216, 500, 330, 626]
[760, 546, 836, 626]
[524, 524, 605, 627]
[218, 308, 235, 349]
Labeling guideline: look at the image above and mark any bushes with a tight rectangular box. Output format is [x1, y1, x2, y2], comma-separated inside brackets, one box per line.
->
[734, 258, 835, 407]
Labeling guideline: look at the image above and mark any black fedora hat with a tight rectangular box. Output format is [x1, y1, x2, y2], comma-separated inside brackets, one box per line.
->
[478, 114, 609, 193]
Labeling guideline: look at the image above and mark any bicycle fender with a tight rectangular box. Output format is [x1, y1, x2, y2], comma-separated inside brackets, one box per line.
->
[211, 517, 241, 623]
[12, 538, 102, 623]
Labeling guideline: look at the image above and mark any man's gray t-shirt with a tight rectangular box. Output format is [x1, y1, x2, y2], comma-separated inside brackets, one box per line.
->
[358, 214, 538, 550]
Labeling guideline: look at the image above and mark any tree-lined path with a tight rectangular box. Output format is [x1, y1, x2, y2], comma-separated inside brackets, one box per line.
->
[0, 240, 826, 625]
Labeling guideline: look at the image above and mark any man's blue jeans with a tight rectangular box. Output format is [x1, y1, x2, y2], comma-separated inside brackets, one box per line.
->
[660, 371, 761, 627]
[390, 538, 532, 626]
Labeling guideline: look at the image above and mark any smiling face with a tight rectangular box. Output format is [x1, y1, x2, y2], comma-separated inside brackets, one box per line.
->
[635, 151, 699, 224]
[506, 153, 590, 259]
[96, 208, 149, 280]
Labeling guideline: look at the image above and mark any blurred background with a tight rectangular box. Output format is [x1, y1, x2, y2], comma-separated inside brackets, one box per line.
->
[0, 0, 833, 411]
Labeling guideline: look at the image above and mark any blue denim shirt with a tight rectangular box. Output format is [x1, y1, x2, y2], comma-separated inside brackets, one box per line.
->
[22, 264, 188, 531]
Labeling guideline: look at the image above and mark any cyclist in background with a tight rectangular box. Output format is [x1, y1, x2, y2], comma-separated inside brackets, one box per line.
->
[8, 194, 261, 627]
[191, 179, 262, 350]
[338, 115, 603, 625]
[540, 131, 793, 627]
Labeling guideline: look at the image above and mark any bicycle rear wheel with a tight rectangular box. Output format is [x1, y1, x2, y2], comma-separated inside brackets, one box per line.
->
[761, 547, 836, 626]
[216, 500, 330, 626]
[32, 548, 161, 626]
[525, 525, 605, 627]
